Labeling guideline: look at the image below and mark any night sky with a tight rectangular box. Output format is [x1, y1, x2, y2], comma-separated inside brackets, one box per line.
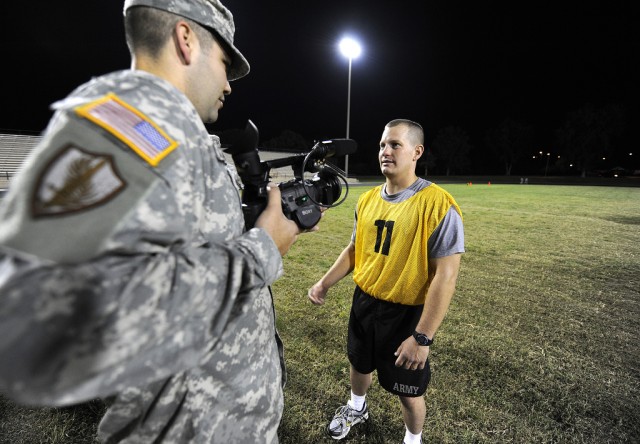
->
[1, 1, 636, 174]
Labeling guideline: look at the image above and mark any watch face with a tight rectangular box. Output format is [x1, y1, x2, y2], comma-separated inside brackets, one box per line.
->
[414, 332, 432, 346]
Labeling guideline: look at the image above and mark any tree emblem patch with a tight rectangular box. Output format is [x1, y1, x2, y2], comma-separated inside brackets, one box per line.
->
[32, 145, 126, 217]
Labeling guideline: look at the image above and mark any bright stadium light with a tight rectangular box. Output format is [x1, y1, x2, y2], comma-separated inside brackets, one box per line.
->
[338, 36, 362, 178]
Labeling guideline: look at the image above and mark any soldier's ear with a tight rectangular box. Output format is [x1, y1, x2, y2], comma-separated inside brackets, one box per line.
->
[175, 20, 195, 65]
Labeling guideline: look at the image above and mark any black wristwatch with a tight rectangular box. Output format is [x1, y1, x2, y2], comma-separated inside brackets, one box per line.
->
[413, 331, 434, 346]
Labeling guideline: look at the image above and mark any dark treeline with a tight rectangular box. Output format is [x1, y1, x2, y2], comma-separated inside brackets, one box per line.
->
[262, 103, 635, 178]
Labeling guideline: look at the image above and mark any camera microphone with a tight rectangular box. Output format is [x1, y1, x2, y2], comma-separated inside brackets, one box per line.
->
[309, 139, 358, 159]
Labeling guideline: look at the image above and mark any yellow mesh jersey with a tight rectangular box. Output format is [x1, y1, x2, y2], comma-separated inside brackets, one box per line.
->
[353, 183, 462, 305]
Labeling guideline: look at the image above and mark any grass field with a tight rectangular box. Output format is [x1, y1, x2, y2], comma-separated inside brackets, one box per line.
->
[1, 183, 639, 443]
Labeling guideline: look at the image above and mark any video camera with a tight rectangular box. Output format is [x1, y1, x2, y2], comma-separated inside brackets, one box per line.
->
[221, 120, 357, 231]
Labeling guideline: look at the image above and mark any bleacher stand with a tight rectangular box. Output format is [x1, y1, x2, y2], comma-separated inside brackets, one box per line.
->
[0, 133, 41, 192]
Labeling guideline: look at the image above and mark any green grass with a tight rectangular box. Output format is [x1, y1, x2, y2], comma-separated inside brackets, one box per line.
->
[2, 183, 639, 443]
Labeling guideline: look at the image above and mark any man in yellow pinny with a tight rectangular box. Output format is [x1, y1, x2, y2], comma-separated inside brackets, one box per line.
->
[308, 119, 465, 444]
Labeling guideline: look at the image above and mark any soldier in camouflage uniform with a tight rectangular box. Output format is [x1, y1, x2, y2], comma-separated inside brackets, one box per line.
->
[0, 1, 304, 443]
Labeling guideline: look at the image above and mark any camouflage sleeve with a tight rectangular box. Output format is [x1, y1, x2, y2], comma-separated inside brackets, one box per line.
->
[0, 110, 282, 406]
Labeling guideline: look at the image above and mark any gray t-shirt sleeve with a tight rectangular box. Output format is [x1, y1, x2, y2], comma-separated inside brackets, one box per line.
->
[428, 206, 465, 258]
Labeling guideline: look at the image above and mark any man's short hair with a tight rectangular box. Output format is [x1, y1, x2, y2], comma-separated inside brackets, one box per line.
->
[386, 119, 424, 146]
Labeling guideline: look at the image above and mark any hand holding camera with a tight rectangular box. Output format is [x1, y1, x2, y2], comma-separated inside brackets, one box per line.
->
[253, 183, 301, 256]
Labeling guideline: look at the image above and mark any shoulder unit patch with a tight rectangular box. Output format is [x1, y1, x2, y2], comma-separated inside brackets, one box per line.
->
[75, 93, 179, 167]
[32, 145, 126, 218]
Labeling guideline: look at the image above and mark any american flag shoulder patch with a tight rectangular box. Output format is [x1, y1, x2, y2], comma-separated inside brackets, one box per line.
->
[75, 93, 179, 167]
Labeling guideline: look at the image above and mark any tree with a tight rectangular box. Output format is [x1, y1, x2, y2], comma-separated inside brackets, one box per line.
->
[263, 130, 309, 151]
[431, 126, 472, 176]
[485, 118, 534, 175]
[555, 104, 625, 178]
[417, 145, 437, 177]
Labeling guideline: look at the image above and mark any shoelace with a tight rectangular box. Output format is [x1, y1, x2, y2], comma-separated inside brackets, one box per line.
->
[335, 405, 364, 424]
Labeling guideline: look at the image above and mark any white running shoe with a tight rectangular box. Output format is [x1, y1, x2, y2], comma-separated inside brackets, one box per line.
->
[326, 402, 369, 440]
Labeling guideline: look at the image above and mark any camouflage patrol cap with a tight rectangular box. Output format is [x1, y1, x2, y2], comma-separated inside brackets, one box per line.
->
[123, 0, 250, 80]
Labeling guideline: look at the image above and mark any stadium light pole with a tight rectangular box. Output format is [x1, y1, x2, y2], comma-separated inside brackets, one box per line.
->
[544, 152, 551, 176]
[339, 36, 361, 178]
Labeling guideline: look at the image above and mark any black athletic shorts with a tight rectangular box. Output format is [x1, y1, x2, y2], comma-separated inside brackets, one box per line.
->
[347, 286, 431, 397]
